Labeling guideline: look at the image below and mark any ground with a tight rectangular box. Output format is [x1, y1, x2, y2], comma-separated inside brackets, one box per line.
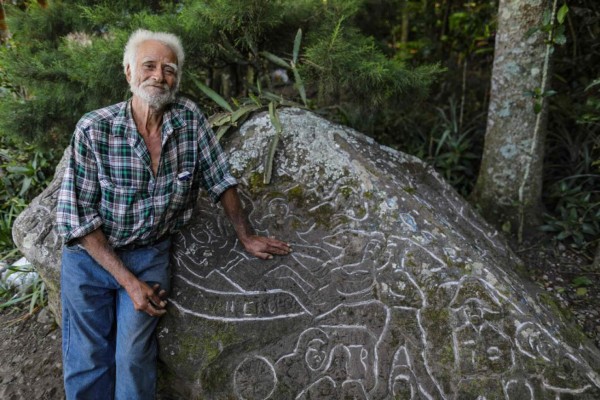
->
[0, 307, 64, 399]
[0, 234, 598, 399]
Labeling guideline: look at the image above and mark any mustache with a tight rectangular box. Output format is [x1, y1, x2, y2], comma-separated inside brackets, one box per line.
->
[140, 80, 171, 91]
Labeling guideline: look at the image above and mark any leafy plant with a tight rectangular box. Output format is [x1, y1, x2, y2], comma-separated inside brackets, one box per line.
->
[540, 179, 600, 251]
[572, 275, 593, 288]
[0, 135, 57, 260]
[422, 100, 483, 196]
[192, 28, 313, 185]
[0, 262, 47, 314]
[261, 28, 308, 107]
[263, 101, 283, 185]
[0, 197, 27, 260]
[194, 77, 287, 185]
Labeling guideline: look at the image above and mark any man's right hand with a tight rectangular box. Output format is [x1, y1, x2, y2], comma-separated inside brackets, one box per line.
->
[123, 278, 168, 317]
[79, 229, 168, 317]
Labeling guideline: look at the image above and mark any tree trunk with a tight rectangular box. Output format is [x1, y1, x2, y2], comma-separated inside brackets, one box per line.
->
[0, 0, 10, 44]
[471, 0, 556, 239]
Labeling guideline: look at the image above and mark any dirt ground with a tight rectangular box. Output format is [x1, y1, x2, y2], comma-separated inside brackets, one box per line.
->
[0, 234, 598, 399]
[0, 307, 64, 400]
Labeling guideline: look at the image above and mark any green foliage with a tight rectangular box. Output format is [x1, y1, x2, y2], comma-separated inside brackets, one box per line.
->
[0, 135, 58, 260]
[572, 276, 593, 288]
[425, 101, 483, 196]
[540, 180, 600, 251]
[0, 0, 441, 147]
[1, 0, 596, 258]
[398, 99, 483, 197]
[0, 262, 47, 314]
[543, 48, 600, 255]
[302, 21, 441, 108]
[443, 4, 496, 58]
[263, 101, 283, 185]
[0, 1, 134, 148]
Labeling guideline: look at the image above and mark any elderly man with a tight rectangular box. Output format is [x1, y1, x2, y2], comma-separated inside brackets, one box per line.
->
[56, 29, 291, 399]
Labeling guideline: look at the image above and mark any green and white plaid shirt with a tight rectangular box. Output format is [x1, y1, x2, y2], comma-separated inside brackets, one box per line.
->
[56, 97, 237, 247]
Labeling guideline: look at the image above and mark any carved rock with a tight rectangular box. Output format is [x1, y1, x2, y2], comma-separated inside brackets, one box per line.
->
[14, 108, 600, 399]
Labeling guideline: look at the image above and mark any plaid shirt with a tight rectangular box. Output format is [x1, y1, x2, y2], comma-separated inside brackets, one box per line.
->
[56, 97, 237, 247]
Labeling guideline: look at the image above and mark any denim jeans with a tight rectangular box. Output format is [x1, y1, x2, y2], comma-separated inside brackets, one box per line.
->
[61, 238, 171, 400]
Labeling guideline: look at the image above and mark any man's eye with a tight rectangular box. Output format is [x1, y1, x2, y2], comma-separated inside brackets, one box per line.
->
[165, 68, 175, 75]
[143, 64, 155, 70]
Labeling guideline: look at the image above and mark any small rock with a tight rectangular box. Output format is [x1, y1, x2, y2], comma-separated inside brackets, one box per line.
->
[36, 308, 54, 325]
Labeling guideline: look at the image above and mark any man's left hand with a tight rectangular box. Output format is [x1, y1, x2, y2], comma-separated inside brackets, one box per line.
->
[241, 235, 292, 260]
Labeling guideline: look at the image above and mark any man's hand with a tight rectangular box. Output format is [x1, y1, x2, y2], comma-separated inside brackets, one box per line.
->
[241, 235, 292, 260]
[80, 229, 169, 317]
[220, 187, 292, 260]
[123, 278, 168, 317]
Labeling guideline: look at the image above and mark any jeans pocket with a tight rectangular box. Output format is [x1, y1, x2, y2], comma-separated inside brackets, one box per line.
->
[64, 242, 85, 252]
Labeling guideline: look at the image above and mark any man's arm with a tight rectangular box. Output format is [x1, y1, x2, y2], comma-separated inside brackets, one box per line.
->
[219, 187, 292, 259]
[78, 228, 167, 317]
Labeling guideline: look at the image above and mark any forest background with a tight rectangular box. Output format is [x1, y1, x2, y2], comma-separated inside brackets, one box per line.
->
[0, 0, 599, 309]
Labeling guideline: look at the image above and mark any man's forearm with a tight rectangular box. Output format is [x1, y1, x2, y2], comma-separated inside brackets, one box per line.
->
[78, 228, 136, 288]
[77, 228, 167, 316]
[219, 186, 253, 244]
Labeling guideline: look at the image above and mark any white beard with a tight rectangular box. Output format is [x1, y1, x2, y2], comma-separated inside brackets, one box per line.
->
[130, 77, 177, 109]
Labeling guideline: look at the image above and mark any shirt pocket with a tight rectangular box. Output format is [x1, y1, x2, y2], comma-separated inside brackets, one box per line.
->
[170, 178, 193, 210]
[99, 179, 148, 229]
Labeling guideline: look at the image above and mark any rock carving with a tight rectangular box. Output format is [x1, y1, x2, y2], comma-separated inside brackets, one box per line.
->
[13, 108, 600, 399]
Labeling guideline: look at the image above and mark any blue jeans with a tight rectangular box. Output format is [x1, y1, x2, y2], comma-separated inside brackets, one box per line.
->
[61, 238, 171, 400]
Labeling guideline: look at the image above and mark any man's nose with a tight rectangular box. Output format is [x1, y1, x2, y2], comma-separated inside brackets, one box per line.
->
[152, 67, 164, 82]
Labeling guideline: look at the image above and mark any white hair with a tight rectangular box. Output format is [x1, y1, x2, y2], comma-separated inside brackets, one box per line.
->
[123, 29, 185, 86]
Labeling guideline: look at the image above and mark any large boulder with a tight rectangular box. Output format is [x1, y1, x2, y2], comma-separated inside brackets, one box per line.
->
[14, 108, 600, 399]
[12, 147, 68, 320]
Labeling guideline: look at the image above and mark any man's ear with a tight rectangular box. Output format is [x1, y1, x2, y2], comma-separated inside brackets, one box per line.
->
[125, 64, 132, 83]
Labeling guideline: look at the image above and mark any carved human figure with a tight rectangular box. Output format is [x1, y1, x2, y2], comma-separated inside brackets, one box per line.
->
[452, 298, 513, 376]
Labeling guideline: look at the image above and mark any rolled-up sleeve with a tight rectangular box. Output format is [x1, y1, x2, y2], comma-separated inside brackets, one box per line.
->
[56, 125, 103, 242]
[197, 115, 237, 203]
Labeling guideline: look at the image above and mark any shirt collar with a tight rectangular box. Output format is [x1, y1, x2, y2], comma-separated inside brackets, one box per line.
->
[161, 103, 186, 143]
[110, 101, 135, 137]
[110, 98, 186, 141]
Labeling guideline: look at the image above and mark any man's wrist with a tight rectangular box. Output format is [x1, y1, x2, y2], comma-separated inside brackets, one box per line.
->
[118, 270, 138, 291]
[237, 228, 256, 245]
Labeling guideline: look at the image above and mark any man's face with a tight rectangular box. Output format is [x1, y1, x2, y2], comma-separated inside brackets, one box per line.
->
[127, 40, 179, 109]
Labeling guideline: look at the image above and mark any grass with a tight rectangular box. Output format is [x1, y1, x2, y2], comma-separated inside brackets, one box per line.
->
[0, 262, 47, 314]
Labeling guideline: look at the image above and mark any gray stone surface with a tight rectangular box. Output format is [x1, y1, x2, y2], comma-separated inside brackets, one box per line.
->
[12, 147, 68, 321]
[13, 108, 600, 399]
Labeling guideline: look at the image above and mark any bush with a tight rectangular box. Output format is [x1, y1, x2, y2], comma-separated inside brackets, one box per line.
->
[0, 135, 59, 261]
